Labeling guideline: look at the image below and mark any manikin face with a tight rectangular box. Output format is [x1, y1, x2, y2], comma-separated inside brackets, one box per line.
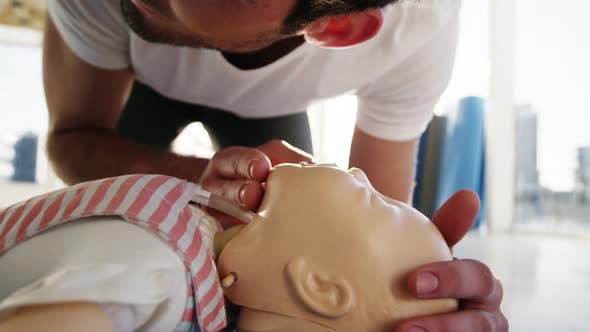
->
[217, 164, 457, 332]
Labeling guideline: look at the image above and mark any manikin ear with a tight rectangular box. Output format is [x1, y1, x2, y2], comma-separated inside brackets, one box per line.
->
[285, 257, 355, 318]
[303, 8, 383, 48]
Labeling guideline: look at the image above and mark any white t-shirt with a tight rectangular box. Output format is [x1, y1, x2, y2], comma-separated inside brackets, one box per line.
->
[47, 0, 460, 141]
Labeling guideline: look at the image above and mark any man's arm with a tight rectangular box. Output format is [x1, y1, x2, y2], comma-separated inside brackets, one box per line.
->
[351, 15, 460, 203]
[349, 127, 418, 203]
[44, 15, 311, 212]
[44, 16, 208, 185]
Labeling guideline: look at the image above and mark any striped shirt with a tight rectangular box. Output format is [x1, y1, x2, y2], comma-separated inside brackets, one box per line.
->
[0, 175, 227, 332]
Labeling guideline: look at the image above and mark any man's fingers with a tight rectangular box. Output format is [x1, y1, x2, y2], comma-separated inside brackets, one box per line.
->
[210, 147, 271, 181]
[462, 275, 504, 311]
[431, 190, 480, 247]
[408, 259, 500, 304]
[257, 140, 314, 165]
[395, 310, 509, 332]
[201, 178, 264, 211]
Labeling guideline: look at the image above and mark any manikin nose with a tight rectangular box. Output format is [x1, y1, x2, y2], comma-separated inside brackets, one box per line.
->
[349, 168, 399, 205]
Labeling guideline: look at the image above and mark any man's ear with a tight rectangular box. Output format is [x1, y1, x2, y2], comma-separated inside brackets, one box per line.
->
[303, 8, 383, 48]
[285, 257, 355, 318]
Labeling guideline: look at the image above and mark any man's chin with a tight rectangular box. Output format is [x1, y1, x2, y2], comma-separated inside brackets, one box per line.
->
[125, 28, 281, 53]
[237, 308, 333, 332]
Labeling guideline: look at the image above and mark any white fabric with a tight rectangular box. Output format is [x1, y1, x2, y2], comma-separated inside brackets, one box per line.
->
[47, 0, 460, 141]
[0, 216, 188, 332]
[198, 214, 223, 260]
[99, 303, 137, 332]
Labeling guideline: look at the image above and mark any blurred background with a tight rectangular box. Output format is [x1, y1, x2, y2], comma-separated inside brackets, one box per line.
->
[1, 0, 589, 330]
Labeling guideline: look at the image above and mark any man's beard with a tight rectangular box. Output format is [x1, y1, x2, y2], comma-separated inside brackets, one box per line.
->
[120, 0, 290, 52]
[120, 0, 207, 47]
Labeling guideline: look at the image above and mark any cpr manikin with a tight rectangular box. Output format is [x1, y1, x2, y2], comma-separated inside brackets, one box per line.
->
[0, 164, 456, 332]
[217, 164, 457, 331]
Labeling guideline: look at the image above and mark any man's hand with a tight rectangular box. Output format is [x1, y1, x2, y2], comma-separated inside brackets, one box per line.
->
[200, 140, 313, 228]
[396, 191, 508, 332]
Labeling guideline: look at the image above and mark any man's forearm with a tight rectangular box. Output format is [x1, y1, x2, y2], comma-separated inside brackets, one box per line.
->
[349, 128, 419, 203]
[47, 129, 209, 185]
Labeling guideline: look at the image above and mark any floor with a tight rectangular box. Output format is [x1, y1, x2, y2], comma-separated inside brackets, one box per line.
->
[454, 232, 590, 332]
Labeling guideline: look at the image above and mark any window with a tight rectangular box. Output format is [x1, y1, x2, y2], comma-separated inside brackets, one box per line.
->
[514, 0, 590, 234]
[0, 4, 53, 206]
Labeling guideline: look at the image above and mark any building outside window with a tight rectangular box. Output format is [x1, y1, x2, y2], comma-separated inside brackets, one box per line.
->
[513, 0, 590, 235]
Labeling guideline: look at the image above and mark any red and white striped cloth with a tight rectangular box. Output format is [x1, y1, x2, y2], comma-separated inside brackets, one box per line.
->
[0, 174, 227, 332]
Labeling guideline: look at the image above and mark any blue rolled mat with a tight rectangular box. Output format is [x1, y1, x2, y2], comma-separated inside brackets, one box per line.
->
[414, 115, 448, 219]
[435, 96, 486, 228]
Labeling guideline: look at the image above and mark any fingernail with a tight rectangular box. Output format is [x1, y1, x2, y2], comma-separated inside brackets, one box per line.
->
[416, 272, 439, 295]
[406, 325, 426, 332]
[248, 160, 257, 179]
[238, 183, 248, 206]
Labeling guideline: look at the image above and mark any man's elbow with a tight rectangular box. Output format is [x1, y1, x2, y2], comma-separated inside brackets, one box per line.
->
[46, 130, 79, 185]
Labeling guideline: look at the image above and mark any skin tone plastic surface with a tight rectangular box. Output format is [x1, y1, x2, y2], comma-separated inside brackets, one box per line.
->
[0, 302, 115, 332]
[217, 163, 457, 332]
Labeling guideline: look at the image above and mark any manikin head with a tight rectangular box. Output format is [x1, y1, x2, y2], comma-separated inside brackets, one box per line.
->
[217, 164, 457, 332]
[119, 0, 399, 52]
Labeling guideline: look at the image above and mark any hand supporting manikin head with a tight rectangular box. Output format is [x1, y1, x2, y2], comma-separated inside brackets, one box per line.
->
[217, 164, 457, 332]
